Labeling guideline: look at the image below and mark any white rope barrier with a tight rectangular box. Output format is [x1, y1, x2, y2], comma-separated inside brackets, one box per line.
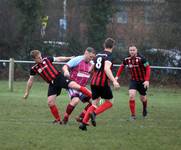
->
[0, 59, 181, 70]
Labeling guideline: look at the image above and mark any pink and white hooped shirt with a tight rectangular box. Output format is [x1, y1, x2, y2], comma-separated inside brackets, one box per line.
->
[66, 55, 93, 86]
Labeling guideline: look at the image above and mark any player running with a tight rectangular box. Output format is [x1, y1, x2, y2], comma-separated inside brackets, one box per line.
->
[115, 45, 151, 120]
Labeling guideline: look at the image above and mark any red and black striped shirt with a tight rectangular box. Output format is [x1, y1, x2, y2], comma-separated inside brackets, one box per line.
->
[116, 54, 150, 81]
[91, 51, 113, 87]
[30, 57, 60, 83]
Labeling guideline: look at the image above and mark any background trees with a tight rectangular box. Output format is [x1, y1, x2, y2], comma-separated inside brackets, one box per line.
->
[14, 0, 42, 59]
[83, 0, 114, 50]
[151, 0, 181, 49]
[0, 0, 181, 60]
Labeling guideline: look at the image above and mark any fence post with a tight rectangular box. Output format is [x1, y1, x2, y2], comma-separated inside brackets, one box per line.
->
[9, 58, 14, 92]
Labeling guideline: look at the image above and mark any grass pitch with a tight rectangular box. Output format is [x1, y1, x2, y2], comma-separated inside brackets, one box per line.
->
[0, 81, 181, 150]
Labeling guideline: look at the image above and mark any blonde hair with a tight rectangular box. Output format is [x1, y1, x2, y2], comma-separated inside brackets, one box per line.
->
[30, 50, 41, 59]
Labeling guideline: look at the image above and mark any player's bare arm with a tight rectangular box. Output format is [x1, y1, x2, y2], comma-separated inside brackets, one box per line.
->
[115, 76, 119, 80]
[23, 76, 34, 99]
[143, 81, 149, 89]
[104, 61, 120, 89]
[62, 64, 70, 78]
[54, 56, 74, 62]
[143, 64, 151, 89]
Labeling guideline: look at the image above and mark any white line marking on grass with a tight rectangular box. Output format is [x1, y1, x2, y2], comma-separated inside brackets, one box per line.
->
[0, 117, 181, 122]
[0, 118, 180, 130]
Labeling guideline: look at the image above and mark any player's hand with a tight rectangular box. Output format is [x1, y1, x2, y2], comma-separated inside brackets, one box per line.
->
[143, 81, 149, 89]
[64, 70, 70, 78]
[23, 92, 29, 99]
[113, 80, 120, 89]
[115, 76, 118, 81]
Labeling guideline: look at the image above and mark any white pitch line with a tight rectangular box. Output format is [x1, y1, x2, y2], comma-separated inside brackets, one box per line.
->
[0, 118, 181, 130]
[0, 117, 181, 122]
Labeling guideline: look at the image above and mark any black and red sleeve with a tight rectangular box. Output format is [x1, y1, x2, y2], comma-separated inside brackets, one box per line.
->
[116, 59, 125, 77]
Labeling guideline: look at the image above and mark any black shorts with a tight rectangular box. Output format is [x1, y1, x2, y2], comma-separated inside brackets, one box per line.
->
[91, 85, 113, 100]
[48, 73, 71, 97]
[129, 80, 147, 96]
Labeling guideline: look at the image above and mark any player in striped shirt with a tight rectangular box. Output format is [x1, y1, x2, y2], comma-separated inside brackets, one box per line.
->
[115, 45, 151, 119]
[62, 47, 95, 124]
[23, 50, 92, 124]
[79, 38, 120, 131]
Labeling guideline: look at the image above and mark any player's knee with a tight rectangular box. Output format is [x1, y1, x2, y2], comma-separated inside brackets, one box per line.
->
[47, 99, 55, 106]
[70, 98, 79, 106]
[129, 95, 135, 100]
[68, 81, 80, 90]
[140, 96, 147, 102]
[129, 90, 136, 100]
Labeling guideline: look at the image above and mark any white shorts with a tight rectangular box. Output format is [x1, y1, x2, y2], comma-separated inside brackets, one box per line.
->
[67, 88, 90, 103]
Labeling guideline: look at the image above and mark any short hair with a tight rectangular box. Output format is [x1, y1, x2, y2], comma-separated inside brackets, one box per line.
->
[104, 37, 115, 49]
[86, 47, 95, 54]
[128, 43, 137, 48]
[128, 45, 137, 50]
[30, 50, 41, 59]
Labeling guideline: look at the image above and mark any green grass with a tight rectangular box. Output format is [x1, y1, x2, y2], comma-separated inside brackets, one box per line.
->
[0, 81, 181, 150]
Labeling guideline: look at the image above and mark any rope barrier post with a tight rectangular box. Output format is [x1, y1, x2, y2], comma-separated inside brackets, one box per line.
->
[9, 58, 14, 92]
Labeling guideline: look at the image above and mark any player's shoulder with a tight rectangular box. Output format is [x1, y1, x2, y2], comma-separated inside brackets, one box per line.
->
[45, 56, 53, 61]
[124, 56, 131, 61]
[137, 53, 146, 60]
[75, 55, 84, 60]
[96, 51, 108, 57]
[98, 51, 113, 58]
[66, 55, 84, 67]
[69, 55, 84, 63]
[31, 63, 38, 69]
